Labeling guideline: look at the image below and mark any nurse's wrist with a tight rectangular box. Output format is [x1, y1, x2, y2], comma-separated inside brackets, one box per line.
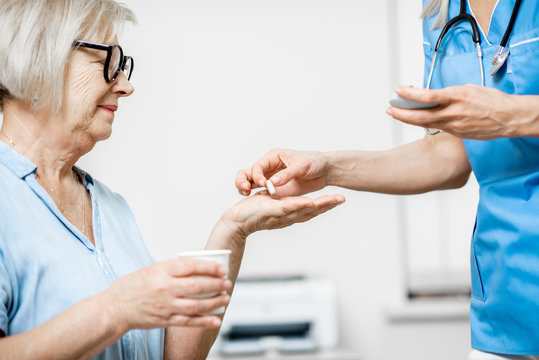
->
[325, 151, 364, 188]
[325, 151, 346, 187]
[511, 95, 539, 138]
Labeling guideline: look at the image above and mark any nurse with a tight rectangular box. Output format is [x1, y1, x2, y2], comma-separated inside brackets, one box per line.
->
[235, 0, 539, 358]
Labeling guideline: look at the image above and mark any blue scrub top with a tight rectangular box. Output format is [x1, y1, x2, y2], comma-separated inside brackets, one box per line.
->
[422, 0, 539, 354]
[0, 142, 164, 359]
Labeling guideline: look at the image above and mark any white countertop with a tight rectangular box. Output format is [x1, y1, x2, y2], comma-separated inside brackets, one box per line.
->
[208, 350, 361, 360]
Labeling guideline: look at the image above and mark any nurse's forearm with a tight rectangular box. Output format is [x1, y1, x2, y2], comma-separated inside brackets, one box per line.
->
[0, 293, 125, 360]
[164, 220, 246, 360]
[512, 95, 539, 138]
[325, 133, 472, 194]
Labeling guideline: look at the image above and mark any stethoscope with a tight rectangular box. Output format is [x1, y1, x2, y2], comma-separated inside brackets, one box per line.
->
[425, 0, 522, 135]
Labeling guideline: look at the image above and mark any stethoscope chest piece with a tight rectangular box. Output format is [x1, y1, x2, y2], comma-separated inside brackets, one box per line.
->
[490, 47, 510, 75]
[490, 0, 521, 76]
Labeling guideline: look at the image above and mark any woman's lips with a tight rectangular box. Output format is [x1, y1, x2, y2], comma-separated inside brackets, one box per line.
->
[98, 105, 118, 113]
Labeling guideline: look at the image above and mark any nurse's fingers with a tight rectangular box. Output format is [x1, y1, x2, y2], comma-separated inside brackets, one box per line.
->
[387, 95, 469, 127]
[387, 106, 444, 126]
[235, 169, 254, 196]
[251, 149, 288, 188]
[267, 167, 302, 189]
[394, 86, 453, 105]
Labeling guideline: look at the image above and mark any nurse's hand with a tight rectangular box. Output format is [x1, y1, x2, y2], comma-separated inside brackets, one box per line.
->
[235, 149, 330, 197]
[386, 84, 522, 140]
[104, 259, 232, 331]
[222, 191, 345, 237]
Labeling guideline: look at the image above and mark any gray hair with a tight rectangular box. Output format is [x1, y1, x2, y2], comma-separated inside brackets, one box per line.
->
[421, 0, 451, 29]
[0, 0, 136, 113]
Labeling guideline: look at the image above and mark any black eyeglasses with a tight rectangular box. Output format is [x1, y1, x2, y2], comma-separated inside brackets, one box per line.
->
[72, 40, 134, 83]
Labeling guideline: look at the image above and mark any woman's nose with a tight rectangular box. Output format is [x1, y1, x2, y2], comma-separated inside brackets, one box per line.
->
[112, 71, 134, 97]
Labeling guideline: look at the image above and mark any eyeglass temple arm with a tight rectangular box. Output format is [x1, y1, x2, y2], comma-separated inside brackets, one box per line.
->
[72, 40, 110, 51]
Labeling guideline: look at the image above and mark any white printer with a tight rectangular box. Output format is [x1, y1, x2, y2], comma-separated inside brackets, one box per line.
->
[215, 276, 338, 356]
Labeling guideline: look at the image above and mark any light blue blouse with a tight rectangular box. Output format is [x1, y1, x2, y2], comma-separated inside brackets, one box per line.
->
[0, 142, 164, 359]
[422, 0, 539, 354]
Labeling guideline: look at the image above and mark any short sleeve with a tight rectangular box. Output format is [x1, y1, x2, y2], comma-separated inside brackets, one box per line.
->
[0, 245, 13, 335]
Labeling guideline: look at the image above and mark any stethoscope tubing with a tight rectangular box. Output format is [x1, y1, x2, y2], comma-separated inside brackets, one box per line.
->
[500, 0, 522, 48]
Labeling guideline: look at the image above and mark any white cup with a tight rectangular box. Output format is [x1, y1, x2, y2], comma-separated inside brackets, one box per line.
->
[176, 249, 231, 315]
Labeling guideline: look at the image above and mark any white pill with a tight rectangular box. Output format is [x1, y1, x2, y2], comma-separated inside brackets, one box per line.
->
[266, 180, 276, 195]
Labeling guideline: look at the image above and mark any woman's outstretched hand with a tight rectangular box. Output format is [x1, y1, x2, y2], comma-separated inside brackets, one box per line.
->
[222, 192, 345, 238]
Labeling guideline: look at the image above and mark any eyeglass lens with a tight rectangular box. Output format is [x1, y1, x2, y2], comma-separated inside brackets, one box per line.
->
[108, 46, 122, 82]
[108, 47, 133, 82]
[123, 57, 133, 80]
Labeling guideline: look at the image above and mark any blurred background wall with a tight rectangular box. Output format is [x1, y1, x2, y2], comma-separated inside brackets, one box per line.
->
[75, 0, 479, 358]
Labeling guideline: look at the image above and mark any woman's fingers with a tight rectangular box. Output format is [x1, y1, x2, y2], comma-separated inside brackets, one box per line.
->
[260, 194, 346, 229]
[256, 194, 344, 218]
[164, 259, 227, 279]
[274, 195, 315, 214]
[281, 194, 345, 211]
[171, 294, 230, 316]
[171, 277, 232, 297]
[312, 194, 346, 207]
[168, 314, 222, 328]
[286, 195, 346, 223]
[109, 260, 234, 331]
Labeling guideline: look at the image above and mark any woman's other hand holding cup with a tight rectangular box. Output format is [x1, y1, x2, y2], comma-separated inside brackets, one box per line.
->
[103, 259, 232, 332]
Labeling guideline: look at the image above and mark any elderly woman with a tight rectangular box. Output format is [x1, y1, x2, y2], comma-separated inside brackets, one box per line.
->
[0, 1, 345, 359]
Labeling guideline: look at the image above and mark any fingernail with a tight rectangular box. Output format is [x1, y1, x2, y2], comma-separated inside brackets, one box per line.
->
[386, 108, 393, 116]
[258, 180, 265, 187]
[271, 176, 280, 185]
[241, 182, 250, 190]
[241, 190, 248, 196]
[394, 87, 402, 94]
